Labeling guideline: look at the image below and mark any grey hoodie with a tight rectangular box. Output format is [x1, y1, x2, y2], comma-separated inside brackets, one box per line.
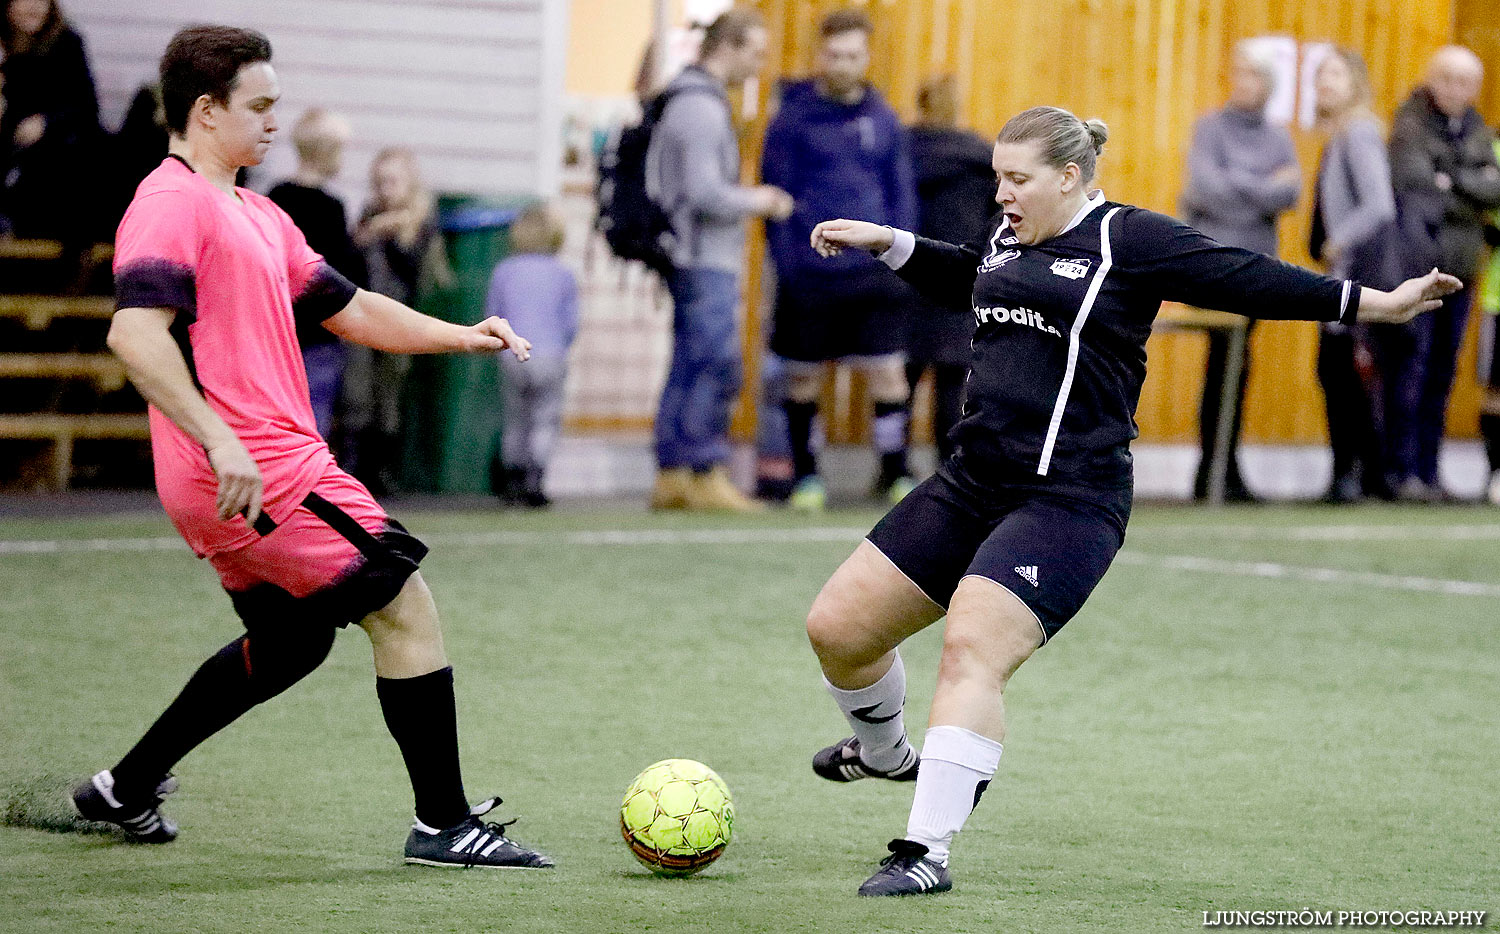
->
[645, 65, 762, 274]
[1179, 106, 1300, 256]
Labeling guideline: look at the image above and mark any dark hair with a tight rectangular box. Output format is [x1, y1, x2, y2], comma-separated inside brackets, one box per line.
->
[820, 9, 872, 39]
[699, 8, 765, 57]
[0, 0, 65, 56]
[996, 106, 1109, 183]
[159, 25, 273, 135]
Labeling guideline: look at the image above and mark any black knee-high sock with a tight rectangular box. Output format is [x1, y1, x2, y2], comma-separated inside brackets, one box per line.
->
[873, 401, 910, 481]
[111, 627, 334, 804]
[784, 400, 818, 481]
[376, 667, 470, 830]
[1482, 413, 1500, 472]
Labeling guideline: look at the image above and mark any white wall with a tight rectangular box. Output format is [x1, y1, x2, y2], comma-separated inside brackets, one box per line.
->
[67, 0, 570, 202]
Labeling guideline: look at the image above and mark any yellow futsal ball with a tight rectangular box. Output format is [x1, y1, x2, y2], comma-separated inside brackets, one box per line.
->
[619, 758, 734, 876]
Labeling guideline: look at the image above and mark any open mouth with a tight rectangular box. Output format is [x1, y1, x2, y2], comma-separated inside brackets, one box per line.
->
[1004, 212, 1022, 226]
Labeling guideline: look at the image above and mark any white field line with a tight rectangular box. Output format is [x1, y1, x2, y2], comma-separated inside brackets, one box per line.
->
[0, 525, 1497, 598]
[1134, 523, 1500, 541]
[0, 526, 870, 556]
[1112, 552, 1500, 598]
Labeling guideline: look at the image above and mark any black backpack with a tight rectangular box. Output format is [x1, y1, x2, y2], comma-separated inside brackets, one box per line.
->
[595, 85, 713, 276]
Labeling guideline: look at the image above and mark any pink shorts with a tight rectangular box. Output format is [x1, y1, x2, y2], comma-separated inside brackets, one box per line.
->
[206, 468, 427, 627]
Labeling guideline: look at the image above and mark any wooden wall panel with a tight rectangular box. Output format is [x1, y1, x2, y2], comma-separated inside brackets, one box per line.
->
[1456, 0, 1500, 122]
[68, 0, 568, 198]
[740, 0, 1487, 445]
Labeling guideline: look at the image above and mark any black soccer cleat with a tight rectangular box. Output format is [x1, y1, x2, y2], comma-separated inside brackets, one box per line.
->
[857, 839, 953, 896]
[812, 736, 919, 783]
[71, 770, 179, 843]
[403, 797, 555, 869]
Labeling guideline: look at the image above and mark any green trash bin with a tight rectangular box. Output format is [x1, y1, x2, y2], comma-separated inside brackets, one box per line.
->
[399, 196, 526, 494]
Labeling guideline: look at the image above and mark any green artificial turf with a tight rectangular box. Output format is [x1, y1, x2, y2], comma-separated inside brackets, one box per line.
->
[1, 504, 1495, 932]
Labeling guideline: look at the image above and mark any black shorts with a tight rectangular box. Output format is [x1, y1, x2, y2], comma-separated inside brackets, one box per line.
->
[865, 463, 1125, 643]
[770, 265, 911, 362]
[224, 502, 429, 630]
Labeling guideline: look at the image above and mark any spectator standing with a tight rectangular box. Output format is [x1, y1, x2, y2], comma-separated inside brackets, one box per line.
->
[1179, 42, 1302, 502]
[1310, 47, 1396, 503]
[340, 147, 444, 495]
[762, 9, 918, 511]
[268, 108, 367, 440]
[1388, 46, 1500, 500]
[1478, 133, 1500, 504]
[646, 8, 793, 512]
[485, 202, 577, 508]
[905, 75, 989, 464]
[0, 0, 101, 240]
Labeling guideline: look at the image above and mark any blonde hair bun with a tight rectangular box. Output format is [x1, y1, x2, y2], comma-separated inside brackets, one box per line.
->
[1084, 118, 1109, 153]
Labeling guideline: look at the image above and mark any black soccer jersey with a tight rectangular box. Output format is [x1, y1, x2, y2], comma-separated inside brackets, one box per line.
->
[891, 192, 1358, 490]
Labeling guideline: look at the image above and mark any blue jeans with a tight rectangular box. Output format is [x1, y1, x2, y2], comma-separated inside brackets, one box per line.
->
[655, 267, 742, 470]
[302, 341, 346, 440]
[1412, 283, 1474, 485]
[1378, 283, 1474, 485]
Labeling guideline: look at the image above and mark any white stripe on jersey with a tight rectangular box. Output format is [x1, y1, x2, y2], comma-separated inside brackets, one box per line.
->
[981, 216, 1014, 266]
[1037, 206, 1122, 476]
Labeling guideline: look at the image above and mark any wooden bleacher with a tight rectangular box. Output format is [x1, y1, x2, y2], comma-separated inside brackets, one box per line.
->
[0, 414, 150, 489]
[0, 240, 148, 490]
[0, 353, 128, 390]
[0, 294, 114, 329]
[0, 237, 65, 261]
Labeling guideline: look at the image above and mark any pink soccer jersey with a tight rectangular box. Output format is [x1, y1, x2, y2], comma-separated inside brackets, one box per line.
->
[114, 156, 359, 557]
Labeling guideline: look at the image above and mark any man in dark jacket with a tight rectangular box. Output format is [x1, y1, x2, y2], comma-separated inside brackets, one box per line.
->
[1388, 46, 1500, 500]
[906, 75, 991, 463]
[762, 9, 918, 510]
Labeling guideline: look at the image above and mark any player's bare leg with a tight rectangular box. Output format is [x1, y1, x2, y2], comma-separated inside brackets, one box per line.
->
[358, 571, 447, 677]
[927, 575, 1042, 741]
[361, 573, 553, 868]
[806, 540, 944, 782]
[860, 575, 1041, 896]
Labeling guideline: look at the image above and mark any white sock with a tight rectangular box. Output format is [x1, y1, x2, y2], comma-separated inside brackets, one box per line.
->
[905, 725, 1003, 865]
[823, 652, 914, 772]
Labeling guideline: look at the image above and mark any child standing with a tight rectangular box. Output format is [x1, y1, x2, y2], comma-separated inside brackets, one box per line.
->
[486, 202, 577, 507]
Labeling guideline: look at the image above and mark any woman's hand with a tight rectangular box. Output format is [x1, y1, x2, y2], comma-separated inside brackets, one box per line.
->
[1357, 268, 1463, 325]
[810, 219, 894, 258]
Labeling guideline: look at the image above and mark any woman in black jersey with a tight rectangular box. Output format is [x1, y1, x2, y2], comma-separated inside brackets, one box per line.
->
[797, 105, 1460, 897]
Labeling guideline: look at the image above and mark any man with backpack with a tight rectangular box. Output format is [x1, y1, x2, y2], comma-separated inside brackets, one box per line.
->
[641, 9, 792, 511]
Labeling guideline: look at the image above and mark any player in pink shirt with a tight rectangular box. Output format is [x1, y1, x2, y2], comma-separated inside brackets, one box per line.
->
[70, 25, 552, 869]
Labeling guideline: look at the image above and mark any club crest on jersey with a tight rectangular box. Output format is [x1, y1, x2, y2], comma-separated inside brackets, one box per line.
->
[973, 304, 1061, 336]
[1050, 257, 1092, 280]
[979, 248, 1021, 272]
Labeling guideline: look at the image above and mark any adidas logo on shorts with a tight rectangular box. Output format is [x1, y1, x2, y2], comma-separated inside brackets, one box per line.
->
[1014, 565, 1039, 588]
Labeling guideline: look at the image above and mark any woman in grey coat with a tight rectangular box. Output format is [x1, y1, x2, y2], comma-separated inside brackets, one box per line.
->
[1311, 46, 1396, 502]
[1180, 41, 1302, 501]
